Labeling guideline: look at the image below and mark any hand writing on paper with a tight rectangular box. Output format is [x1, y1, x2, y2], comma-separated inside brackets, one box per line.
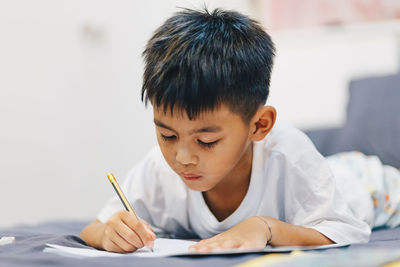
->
[100, 210, 156, 253]
[188, 217, 269, 252]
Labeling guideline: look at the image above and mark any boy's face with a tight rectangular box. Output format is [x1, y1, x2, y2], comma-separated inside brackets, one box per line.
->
[153, 105, 253, 192]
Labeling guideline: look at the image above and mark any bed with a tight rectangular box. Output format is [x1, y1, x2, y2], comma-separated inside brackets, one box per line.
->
[1, 73, 399, 266]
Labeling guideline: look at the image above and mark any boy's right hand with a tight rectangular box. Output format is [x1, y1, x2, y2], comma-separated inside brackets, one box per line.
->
[100, 210, 156, 253]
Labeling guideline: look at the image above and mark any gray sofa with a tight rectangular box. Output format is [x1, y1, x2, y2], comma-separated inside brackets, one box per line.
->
[306, 73, 400, 169]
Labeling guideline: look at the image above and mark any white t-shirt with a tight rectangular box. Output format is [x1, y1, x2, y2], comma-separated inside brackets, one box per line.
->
[97, 121, 372, 244]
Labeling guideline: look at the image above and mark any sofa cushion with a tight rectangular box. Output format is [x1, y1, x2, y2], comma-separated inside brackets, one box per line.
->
[338, 74, 400, 168]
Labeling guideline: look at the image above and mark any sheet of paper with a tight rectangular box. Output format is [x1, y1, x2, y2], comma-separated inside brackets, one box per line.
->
[0, 236, 15, 246]
[44, 238, 197, 258]
[43, 238, 349, 258]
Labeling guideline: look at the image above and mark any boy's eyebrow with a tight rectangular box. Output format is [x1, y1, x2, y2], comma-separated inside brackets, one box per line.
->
[153, 119, 222, 134]
[189, 125, 222, 134]
[154, 120, 177, 133]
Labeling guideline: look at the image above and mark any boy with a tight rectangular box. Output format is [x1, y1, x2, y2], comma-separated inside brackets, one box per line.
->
[81, 8, 374, 253]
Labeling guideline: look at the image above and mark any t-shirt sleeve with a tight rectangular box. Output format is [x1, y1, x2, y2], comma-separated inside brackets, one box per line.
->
[96, 147, 160, 225]
[283, 150, 371, 244]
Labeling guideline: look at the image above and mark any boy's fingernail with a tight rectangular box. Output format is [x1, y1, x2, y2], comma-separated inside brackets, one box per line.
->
[146, 226, 154, 234]
[148, 230, 156, 239]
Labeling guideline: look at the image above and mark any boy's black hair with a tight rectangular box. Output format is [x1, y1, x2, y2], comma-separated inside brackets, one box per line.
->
[141, 8, 275, 122]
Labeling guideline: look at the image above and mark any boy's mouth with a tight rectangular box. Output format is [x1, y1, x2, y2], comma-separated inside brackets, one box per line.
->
[181, 172, 202, 181]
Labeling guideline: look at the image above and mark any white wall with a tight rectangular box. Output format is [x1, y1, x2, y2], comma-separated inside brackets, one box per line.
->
[0, 0, 252, 228]
[0, 0, 399, 228]
[268, 21, 400, 129]
[248, 0, 399, 128]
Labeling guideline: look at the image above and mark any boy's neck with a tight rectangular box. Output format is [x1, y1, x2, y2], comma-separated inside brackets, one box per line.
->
[202, 142, 253, 222]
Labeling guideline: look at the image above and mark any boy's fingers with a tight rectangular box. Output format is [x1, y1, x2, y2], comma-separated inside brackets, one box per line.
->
[109, 239, 125, 253]
[139, 221, 155, 248]
[189, 238, 242, 252]
[110, 238, 133, 253]
[142, 220, 155, 234]
[108, 228, 137, 253]
[196, 244, 213, 252]
[200, 241, 222, 251]
[132, 221, 156, 248]
[114, 220, 143, 249]
[121, 213, 156, 248]
[220, 240, 241, 249]
[189, 240, 208, 252]
[103, 238, 124, 253]
[192, 238, 211, 247]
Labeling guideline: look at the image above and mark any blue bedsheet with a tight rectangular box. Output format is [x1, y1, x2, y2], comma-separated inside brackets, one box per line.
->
[1, 221, 400, 267]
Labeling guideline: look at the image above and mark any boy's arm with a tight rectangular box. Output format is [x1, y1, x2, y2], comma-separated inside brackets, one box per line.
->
[260, 216, 333, 246]
[188, 216, 333, 252]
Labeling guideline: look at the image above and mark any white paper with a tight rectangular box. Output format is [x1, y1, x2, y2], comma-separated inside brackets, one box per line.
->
[0, 236, 15, 246]
[44, 238, 197, 258]
[44, 238, 349, 258]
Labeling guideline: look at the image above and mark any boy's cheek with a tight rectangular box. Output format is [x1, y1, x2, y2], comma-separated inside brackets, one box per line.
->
[158, 145, 175, 164]
[159, 145, 228, 176]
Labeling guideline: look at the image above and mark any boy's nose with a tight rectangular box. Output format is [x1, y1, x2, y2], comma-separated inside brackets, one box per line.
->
[176, 147, 198, 166]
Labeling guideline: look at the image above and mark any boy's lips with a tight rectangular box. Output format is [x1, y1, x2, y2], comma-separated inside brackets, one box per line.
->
[181, 172, 202, 181]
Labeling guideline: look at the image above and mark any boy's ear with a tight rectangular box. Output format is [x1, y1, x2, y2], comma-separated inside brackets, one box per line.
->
[249, 106, 276, 141]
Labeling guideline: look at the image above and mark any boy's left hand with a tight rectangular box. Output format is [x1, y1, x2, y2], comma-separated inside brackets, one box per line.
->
[188, 216, 269, 252]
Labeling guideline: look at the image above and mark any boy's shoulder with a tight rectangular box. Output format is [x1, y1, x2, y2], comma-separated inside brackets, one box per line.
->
[131, 145, 187, 189]
[136, 146, 176, 177]
[123, 145, 188, 200]
[254, 121, 333, 194]
[263, 120, 314, 149]
[257, 120, 324, 166]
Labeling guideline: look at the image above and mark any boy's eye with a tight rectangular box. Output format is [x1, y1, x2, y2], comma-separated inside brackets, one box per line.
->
[160, 134, 177, 141]
[197, 139, 218, 149]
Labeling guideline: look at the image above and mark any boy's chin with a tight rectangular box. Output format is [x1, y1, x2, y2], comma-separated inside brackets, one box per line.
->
[181, 178, 215, 192]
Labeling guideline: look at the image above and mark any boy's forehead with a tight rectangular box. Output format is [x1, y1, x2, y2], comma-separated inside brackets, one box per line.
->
[152, 105, 246, 133]
[152, 104, 236, 121]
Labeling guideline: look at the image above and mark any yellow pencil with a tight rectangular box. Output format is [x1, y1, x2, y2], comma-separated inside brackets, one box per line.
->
[106, 173, 153, 252]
